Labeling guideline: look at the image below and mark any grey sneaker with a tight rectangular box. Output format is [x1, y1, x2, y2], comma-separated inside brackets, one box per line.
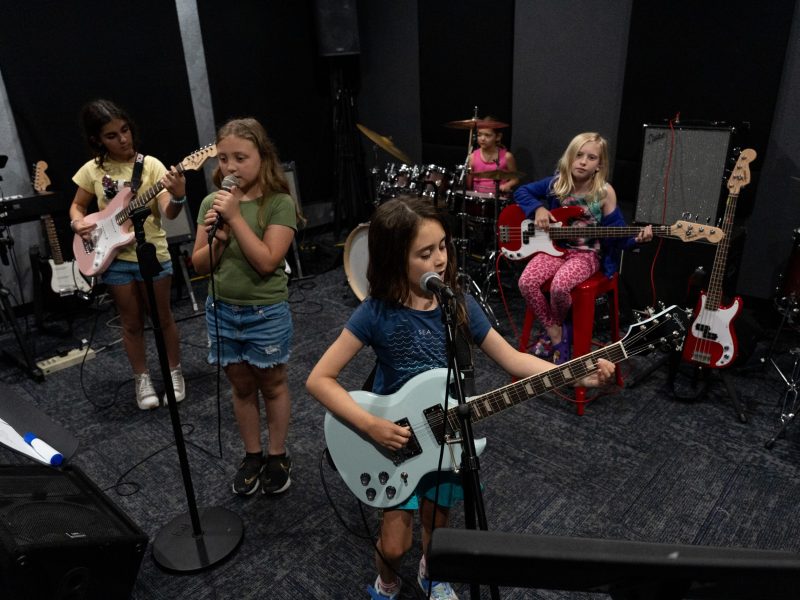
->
[134, 373, 159, 410]
[163, 365, 185, 404]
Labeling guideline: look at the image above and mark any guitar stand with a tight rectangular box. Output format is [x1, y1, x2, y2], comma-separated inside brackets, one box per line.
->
[435, 292, 500, 600]
[666, 356, 748, 424]
[129, 208, 242, 572]
[765, 348, 800, 449]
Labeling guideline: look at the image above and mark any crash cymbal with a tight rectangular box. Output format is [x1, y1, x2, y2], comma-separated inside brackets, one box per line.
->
[473, 168, 524, 180]
[356, 124, 412, 164]
[445, 118, 509, 130]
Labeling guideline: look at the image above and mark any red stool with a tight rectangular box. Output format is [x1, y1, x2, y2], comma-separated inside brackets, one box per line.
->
[518, 271, 623, 415]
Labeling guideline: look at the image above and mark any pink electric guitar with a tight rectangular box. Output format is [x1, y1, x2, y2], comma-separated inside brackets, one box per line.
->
[73, 144, 216, 276]
[682, 149, 756, 368]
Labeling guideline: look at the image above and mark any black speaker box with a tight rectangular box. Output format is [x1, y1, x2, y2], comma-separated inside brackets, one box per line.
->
[313, 0, 360, 56]
[634, 124, 736, 226]
[0, 465, 147, 600]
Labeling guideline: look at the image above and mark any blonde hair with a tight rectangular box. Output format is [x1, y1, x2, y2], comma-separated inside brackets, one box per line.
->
[551, 132, 609, 200]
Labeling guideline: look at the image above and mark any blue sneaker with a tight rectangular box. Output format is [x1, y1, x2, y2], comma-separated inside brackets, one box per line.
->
[418, 574, 459, 599]
[367, 576, 401, 600]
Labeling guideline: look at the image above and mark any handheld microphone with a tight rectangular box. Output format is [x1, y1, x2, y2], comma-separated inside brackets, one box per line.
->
[209, 174, 240, 242]
[420, 272, 455, 300]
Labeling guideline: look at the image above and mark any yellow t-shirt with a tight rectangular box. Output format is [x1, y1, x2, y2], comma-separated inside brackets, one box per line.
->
[72, 155, 170, 263]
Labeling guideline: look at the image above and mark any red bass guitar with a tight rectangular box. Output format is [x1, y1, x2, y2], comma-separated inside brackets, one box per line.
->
[682, 149, 756, 368]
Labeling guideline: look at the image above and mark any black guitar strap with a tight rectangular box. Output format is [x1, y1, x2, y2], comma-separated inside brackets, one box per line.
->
[130, 153, 145, 195]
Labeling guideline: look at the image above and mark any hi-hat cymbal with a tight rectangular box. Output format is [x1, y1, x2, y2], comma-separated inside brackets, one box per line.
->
[444, 118, 509, 130]
[473, 168, 524, 180]
[356, 124, 412, 164]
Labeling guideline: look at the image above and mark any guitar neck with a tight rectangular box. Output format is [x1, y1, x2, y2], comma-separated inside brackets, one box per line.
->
[41, 214, 64, 264]
[116, 163, 185, 225]
[445, 342, 627, 430]
[704, 193, 737, 309]
[548, 225, 670, 239]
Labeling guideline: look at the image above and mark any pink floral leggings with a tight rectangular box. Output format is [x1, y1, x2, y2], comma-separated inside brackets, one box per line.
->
[518, 249, 600, 327]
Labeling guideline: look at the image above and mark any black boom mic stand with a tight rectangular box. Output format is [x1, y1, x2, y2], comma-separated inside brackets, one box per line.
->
[128, 207, 243, 572]
[437, 292, 500, 600]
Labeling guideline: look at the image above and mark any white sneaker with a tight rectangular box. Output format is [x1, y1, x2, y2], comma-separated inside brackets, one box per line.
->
[134, 373, 159, 410]
[163, 365, 185, 404]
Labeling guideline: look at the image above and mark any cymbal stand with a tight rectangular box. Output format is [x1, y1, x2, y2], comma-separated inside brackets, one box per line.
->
[450, 110, 499, 328]
[765, 347, 800, 449]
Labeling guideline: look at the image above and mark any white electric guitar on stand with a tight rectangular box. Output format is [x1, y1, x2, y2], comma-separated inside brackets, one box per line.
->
[72, 144, 217, 277]
[32, 161, 92, 297]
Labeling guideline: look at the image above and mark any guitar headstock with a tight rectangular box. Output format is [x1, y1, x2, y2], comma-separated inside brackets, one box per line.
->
[32, 160, 51, 193]
[622, 305, 690, 356]
[670, 221, 725, 244]
[727, 148, 757, 195]
[180, 144, 218, 172]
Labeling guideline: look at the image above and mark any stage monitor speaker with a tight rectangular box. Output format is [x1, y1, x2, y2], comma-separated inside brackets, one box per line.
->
[634, 124, 735, 226]
[429, 528, 800, 599]
[0, 465, 147, 600]
[313, 0, 360, 56]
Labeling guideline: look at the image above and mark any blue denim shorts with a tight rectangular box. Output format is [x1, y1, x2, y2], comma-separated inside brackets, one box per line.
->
[205, 297, 293, 369]
[102, 259, 173, 285]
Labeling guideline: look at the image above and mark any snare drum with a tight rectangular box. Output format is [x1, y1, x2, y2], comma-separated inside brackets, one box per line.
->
[343, 223, 370, 301]
[462, 191, 509, 222]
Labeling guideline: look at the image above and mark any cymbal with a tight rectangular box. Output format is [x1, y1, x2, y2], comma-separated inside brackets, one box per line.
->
[356, 124, 411, 164]
[444, 118, 509, 130]
[473, 168, 524, 180]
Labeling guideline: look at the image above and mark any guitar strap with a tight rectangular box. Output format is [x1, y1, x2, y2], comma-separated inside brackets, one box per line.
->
[130, 153, 145, 195]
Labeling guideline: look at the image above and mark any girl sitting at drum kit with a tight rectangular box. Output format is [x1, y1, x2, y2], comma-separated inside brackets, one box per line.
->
[467, 117, 520, 195]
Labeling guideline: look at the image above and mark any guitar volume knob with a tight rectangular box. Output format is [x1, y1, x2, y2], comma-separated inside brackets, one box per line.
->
[360, 473, 371, 486]
[366, 488, 376, 502]
[378, 471, 389, 485]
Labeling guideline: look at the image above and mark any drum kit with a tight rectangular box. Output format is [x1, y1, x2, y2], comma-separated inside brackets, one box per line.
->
[346, 116, 525, 326]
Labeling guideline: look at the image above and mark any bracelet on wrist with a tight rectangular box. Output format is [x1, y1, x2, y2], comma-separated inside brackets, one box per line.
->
[170, 195, 187, 205]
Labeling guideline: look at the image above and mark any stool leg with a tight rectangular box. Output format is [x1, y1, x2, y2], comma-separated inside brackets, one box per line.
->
[571, 288, 596, 415]
[519, 307, 536, 353]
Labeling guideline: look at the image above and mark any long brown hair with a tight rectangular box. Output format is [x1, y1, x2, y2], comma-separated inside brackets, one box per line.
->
[213, 117, 305, 228]
[79, 99, 140, 169]
[367, 196, 465, 322]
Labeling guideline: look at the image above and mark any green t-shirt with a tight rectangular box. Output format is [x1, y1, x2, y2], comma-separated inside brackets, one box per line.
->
[197, 192, 297, 305]
[72, 155, 170, 263]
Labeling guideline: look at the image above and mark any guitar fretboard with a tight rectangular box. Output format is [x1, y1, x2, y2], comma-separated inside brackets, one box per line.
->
[445, 343, 627, 432]
[114, 163, 187, 226]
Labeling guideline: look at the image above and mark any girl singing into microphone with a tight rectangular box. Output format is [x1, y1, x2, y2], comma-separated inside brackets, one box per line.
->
[192, 117, 303, 497]
[306, 195, 614, 600]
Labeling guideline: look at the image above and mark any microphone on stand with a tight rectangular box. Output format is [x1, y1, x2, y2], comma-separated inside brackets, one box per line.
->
[420, 271, 455, 300]
[208, 174, 240, 244]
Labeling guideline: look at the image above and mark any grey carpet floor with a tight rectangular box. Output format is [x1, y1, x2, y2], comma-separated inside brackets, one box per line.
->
[1, 254, 799, 599]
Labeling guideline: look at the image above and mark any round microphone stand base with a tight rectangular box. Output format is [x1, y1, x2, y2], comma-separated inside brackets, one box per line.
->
[152, 506, 243, 573]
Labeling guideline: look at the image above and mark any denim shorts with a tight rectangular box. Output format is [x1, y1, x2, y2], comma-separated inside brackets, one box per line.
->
[102, 259, 173, 285]
[205, 297, 293, 369]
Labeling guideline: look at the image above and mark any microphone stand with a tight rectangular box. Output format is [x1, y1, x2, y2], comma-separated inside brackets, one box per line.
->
[128, 207, 243, 572]
[436, 293, 500, 600]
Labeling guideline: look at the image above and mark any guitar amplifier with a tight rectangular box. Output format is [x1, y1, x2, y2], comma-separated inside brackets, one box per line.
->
[634, 124, 736, 226]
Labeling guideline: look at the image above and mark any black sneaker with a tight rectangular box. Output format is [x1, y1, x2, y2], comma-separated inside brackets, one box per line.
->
[232, 453, 264, 496]
[261, 454, 292, 495]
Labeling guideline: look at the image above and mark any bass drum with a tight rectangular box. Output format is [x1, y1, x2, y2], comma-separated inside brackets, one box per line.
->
[343, 223, 370, 301]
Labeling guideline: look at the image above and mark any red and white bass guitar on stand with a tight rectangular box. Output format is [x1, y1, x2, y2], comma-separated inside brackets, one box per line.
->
[682, 149, 756, 368]
[72, 145, 216, 277]
[496, 205, 724, 261]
